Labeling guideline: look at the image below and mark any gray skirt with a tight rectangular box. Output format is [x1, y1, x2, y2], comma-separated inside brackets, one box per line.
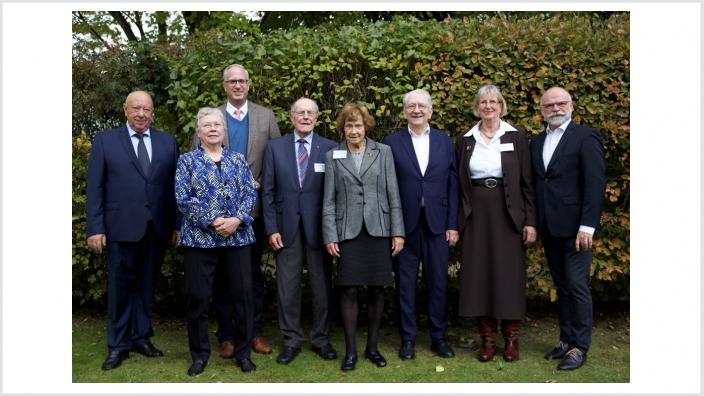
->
[337, 224, 392, 286]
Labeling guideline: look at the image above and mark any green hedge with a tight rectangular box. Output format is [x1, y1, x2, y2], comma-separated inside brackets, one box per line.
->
[73, 13, 629, 307]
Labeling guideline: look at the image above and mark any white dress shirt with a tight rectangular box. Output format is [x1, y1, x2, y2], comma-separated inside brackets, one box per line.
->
[542, 118, 571, 171]
[226, 100, 249, 120]
[127, 123, 152, 160]
[464, 120, 516, 179]
[407, 124, 430, 176]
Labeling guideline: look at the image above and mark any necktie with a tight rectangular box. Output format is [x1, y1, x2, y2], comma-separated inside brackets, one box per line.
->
[233, 108, 241, 121]
[297, 138, 308, 187]
[134, 133, 150, 175]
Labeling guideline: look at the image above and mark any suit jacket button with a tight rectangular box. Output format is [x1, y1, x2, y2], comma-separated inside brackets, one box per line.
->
[225, 196, 230, 200]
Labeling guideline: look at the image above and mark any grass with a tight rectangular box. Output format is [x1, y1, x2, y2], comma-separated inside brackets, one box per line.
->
[72, 308, 629, 383]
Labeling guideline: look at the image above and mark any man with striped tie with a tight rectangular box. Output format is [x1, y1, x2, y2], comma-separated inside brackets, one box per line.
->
[261, 98, 338, 365]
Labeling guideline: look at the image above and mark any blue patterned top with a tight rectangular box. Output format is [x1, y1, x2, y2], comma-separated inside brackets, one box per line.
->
[176, 147, 256, 248]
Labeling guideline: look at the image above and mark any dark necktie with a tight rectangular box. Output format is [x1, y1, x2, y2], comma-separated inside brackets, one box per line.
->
[134, 133, 150, 175]
[297, 138, 308, 187]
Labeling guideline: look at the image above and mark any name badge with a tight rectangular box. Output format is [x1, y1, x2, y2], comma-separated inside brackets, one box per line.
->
[332, 150, 347, 159]
[499, 143, 514, 152]
[314, 163, 325, 172]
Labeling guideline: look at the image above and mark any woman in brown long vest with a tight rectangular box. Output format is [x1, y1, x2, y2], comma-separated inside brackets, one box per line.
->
[456, 85, 537, 362]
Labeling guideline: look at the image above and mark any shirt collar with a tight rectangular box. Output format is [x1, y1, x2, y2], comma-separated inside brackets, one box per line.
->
[293, 131, 314, 144]
[464, 119, 516, 138]
[127, 123, 150, 137]
[226, 100, 249, 117]
[546, 118, 572, 134]
[407, 124, 430, 137]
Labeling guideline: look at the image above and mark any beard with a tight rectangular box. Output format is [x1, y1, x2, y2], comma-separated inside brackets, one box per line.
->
[544, 112, 570, 127]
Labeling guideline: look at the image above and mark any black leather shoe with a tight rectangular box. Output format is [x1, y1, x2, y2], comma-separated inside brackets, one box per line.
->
[236, 357, 257, 373]
[431, 339, 456, 358]
[187, 359, 207, 376]
[557, 348, 587, 370]
[398, 340, 415, 360]
[364, 349, 387, 367]
[312, 343, 338, 360]
[544, 341, 570, 360]
[276, 346, 301, 365]
[340, 354, 357, 371]
[131, 341, 164, 357]
[101, 350, 129, 370]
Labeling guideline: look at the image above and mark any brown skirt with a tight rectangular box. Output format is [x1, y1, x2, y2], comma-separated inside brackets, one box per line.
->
[458, 183, 526, 320]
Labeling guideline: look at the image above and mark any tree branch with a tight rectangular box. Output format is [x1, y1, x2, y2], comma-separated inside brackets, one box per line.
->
[108, 11, 139, 42]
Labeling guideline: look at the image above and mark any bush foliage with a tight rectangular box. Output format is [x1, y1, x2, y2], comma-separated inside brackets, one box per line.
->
[73, 13, 629, 307]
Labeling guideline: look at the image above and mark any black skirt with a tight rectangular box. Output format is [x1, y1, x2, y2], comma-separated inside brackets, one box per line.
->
[458, 183, 526, 320]
[337, 224, 393, 286]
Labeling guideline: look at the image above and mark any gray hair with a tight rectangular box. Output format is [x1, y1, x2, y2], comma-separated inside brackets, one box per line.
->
[472, 84, 508, 117]
[222, 64, 250, 81]
[402, 89, 433, 109]
[191, 107, 228, 150]
[289, 97, 320, 113]
[540, 86, 572, 106]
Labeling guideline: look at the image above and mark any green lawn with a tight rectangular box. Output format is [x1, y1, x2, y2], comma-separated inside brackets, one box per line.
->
[72, 309, 629, 383]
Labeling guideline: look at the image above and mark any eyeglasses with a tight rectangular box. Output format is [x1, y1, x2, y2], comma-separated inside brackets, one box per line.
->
[541, 101, 571, 109]
[292, 110, 317, 117]
[200, 122, 224, 129]
[224, 79, 249, 86]
[479, 99, 500, 106]
[344, 123, 365, 131]
[128, 106, 153, 115]
[405, 103, 429, 111]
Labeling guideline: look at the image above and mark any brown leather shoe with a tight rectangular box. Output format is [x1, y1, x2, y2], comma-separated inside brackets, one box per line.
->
[477, 316, 498, 362]
[251, 337, 272, 354]
[501, 320, 522, 362]
[219, 340, 235, 359]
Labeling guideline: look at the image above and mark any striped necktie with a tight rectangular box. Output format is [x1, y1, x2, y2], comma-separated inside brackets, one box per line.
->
[297, 138, 308, 187]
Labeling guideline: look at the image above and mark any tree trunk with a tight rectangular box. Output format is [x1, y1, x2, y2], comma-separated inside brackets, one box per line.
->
[108, 11, 139, 42]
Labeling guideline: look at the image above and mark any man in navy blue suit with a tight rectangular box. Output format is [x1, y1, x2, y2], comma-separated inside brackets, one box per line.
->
[86, 91, 180, 370]
[383, 89, 459, 360]
[261, 98, 338, 365]
[530, 87, 606, 371]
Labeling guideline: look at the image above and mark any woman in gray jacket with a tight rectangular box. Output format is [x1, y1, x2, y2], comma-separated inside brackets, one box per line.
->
[322, 103, 405, 371]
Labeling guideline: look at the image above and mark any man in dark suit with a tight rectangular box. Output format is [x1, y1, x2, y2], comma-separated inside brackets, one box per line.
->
[383, 89, 459, 360]
[209, 64, 281, 357]
[262, 98, 338, 365]
[530, 86, 606, 371]
[86, 90, 180, 370]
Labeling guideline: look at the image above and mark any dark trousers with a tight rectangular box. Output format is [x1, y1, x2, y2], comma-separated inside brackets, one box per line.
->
[106, 221, 165, 352]
[275, 224, 332, 348]
[541, 228, 593, 352]
[184, 246, 253, 362]
[394, 210, 449, 342]
[213, 216, 266, 342]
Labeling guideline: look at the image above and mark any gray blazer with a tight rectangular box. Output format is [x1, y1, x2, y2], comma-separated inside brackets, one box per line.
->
[322, 138, 404, 244]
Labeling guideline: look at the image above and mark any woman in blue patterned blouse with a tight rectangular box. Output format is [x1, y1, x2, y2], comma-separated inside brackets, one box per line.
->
[175, 107, 258, 376]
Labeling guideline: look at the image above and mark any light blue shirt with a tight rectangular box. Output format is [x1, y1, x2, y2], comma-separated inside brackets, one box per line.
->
[126, 123, 152, 161]
[294, 131, 313, 182]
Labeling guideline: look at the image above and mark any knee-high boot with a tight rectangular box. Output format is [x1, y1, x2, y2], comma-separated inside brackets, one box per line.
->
[501, 320, 522, 362]
[477, 316, 498, 362]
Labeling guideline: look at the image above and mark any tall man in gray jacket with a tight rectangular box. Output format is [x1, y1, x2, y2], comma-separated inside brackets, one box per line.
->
[210, 64, 280, 357]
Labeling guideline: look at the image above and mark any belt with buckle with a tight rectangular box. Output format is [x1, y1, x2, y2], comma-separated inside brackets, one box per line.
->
[471, 177, 502, 188]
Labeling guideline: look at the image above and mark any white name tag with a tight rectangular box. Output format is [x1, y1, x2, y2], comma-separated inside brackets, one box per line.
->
[314, 163, 325, 172]
[499, 143, 515, 152]
[332, 150, 347, 159]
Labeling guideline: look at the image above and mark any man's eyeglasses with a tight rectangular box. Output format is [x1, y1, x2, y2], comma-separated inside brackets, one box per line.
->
[541, 101, 571, 109]
[224, 79, 249, 86]
[405, 103, 429, 111]
[293, 110, 317, 117]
